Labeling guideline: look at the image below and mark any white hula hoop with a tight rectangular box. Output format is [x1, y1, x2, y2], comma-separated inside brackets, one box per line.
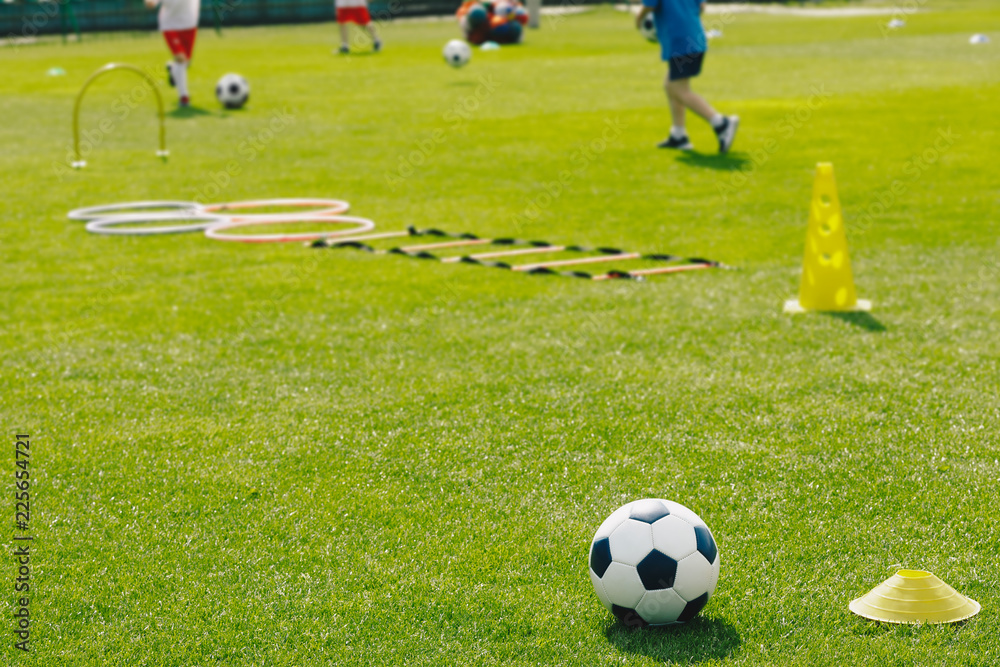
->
[201, 198, 351, 219]
[204, 215, 375, 243]
[85, 212, 227, 235]
[68, 201, 202, 222]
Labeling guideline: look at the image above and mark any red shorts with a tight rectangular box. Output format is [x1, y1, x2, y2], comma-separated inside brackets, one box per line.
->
[336, 7, 371, 25]
[163, 28, 197, 60]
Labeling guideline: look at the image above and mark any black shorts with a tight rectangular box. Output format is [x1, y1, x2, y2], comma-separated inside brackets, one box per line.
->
[668, 51, 705, 81]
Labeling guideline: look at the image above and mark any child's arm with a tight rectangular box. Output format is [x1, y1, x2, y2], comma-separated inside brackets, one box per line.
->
[144, 0, 159, 9]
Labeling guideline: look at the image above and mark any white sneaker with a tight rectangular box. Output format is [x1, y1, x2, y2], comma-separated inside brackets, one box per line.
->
[715, 115, 739, 154]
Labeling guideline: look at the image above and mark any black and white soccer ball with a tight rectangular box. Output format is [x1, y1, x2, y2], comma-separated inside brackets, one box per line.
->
[589, 498, 720, 627]
[638, 14, 658, 43]
[216, 73, 250, 109]
[443, 39, 472, 68]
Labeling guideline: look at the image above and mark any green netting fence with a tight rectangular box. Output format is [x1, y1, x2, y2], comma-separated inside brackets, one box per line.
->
[1, 0, 827, 41]
[2, 0, 480, 39]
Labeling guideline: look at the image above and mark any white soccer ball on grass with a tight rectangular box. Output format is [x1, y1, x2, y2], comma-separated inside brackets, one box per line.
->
[216, 73, 250, 109]
[589, 498, 720, 627]
[443, 39, 472, 68]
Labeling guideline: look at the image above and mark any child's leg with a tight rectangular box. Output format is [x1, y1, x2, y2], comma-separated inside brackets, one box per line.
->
[662, 55, 739, 153]
[365, 22, 380, 46]
[664, 72, 688, 135]
[172, 53, 189, 102]
[337, 21, 350, 53]
[665, 77, 718, 125]
[163, 29, 195, 104]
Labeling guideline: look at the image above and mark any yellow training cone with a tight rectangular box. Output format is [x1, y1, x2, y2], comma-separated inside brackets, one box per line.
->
[784, 163, 871, 313]
[849, 570, 981, 624]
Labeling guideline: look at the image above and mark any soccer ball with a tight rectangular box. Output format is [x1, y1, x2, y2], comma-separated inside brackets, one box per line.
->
[638, 14, 658, 43]
[443, 39, 472, 68]
[216, 73, 250, 109]
[589, 498, 720, 627]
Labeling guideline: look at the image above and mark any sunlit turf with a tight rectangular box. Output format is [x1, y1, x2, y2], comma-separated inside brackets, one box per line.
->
[2, 2, 999, 664]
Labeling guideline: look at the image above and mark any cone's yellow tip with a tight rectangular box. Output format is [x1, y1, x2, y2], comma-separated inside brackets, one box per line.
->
[849, 570, 981, 624]
[897, 569, 932, 579]
[784, 163, 871, 314]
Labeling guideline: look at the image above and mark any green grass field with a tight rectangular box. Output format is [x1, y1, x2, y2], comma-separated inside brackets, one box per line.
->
[2, 1, 999, 664]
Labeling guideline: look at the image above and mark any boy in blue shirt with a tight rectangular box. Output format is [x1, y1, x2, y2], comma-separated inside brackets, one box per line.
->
[636, 0, 738, 153]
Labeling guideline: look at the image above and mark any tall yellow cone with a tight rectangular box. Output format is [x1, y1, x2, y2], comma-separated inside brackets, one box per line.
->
[849, 570, 981, 624]
[784, 163, 871, 313]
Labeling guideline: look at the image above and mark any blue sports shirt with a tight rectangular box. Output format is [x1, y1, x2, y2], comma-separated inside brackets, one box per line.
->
[641, 0, 706, 60]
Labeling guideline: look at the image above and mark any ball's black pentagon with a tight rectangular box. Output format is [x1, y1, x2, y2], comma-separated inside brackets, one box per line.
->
[229, 82, 241, 95]
[636, 549, 677, 590]
[694, 525, 717, 564]
[215, 85, 222, 96]
[611, 604, 648, 629]
[590, 537, 612, 578]
[677, 592, 709, 623]
[628, 498, 670, 524]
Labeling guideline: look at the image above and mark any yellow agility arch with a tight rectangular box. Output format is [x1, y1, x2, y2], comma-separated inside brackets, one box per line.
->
[72, 63, 169, 169]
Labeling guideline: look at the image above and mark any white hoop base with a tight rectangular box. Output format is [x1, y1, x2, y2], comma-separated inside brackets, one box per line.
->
[204, 215, 375, 243]
[85, 212, 225, 235]
[69, 201, 201, 222]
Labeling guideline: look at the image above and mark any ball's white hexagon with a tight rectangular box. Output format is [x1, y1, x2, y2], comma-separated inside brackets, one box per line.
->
[590, 569, 613, 612]
[593, 504, 633, 541]
[674, 552, 720, 601]
[609, 519, 654, 566]
[601, 562, 646, 608]
[705, 553, 721, 596]
[663, 500, 706, 527]
[636, 588, 687, 625]
[650, 515, 698, 560]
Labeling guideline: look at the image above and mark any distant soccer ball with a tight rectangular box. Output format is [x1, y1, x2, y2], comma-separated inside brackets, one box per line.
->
[638, 14, 658, 43]
[589, 498, 720, 627]
[216, 73, 250, 109]
[443, 39, 472, 68]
